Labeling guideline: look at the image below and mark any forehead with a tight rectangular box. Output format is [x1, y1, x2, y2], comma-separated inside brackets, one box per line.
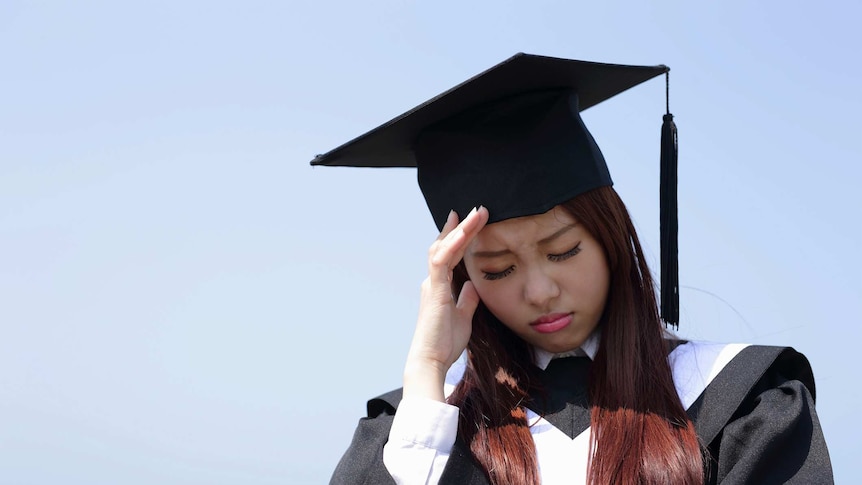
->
[472, 206, 577, 247]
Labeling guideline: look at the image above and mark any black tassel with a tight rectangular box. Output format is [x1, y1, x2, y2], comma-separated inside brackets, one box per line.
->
[660, 105, 679, 328]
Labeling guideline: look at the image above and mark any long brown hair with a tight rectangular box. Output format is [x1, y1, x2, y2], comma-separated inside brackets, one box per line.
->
[447, 186, 703, 484]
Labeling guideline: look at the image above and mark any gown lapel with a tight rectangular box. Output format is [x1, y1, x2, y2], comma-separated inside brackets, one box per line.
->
[527, 356, 592, 440]
[439, 356, 593, 484]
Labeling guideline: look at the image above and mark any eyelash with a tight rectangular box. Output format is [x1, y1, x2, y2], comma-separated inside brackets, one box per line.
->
[483, 266, 514, 281]
[482, 243, 582, 280]
[548, 243, 581, 262]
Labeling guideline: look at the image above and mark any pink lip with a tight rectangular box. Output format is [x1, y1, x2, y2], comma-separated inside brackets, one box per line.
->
[529, 313, 572, 334]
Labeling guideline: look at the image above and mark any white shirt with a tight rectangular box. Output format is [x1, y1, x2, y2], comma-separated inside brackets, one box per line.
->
[382, 339, 748, 485]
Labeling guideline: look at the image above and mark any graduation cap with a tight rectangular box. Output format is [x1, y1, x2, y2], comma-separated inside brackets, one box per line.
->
[311, 53, 680, 327]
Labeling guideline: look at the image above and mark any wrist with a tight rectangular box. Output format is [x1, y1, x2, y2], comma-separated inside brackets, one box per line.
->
[402, 358, 449, 403]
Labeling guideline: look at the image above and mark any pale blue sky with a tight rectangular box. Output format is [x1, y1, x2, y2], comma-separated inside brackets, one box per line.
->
[1, 1, 860, 483]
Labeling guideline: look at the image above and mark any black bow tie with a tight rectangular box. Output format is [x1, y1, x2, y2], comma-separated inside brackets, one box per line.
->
[528, 356, 592, 439]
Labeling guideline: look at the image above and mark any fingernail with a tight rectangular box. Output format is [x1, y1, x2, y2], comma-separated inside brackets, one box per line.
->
[469, 206, 478, 216]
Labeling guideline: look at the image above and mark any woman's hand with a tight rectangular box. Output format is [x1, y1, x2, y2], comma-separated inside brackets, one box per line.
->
[403, 206, 489, 403]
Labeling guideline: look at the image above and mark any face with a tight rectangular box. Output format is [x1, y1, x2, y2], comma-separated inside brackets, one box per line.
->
[463, 206, 610, 354]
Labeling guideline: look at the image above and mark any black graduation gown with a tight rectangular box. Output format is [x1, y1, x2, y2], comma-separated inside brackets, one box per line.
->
[330, 345, 833, 484]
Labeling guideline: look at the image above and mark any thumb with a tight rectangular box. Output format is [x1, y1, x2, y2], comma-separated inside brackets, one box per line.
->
[455, 280, 481, 320]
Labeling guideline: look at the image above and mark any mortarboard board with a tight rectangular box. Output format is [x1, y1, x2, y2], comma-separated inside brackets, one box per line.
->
[310, 53, 680, 327]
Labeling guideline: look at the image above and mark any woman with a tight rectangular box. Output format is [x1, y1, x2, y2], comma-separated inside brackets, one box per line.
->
[314, 54, 832, 484]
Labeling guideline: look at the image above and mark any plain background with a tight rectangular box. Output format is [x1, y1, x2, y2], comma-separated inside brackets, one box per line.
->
[1, 1, 860, 483]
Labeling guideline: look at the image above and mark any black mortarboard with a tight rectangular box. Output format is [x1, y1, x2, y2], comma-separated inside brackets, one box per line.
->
[311, 53, 680, 327]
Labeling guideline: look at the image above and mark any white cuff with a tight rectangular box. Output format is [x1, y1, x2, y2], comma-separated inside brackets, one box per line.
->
[383, 397, 460, 485]
[389, 396, 459, 451]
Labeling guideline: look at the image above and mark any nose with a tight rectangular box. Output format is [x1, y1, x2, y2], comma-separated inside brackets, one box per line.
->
[522, 266, 560, 309]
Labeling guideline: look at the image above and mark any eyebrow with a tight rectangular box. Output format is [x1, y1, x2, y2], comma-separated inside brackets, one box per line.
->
[470, 225, 576, 259]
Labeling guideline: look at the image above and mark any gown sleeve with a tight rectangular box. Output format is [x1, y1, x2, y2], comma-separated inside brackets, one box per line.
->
[329, 391, 460, 485]
[329, 390, 400, 485]
[710, 370, 833, 484]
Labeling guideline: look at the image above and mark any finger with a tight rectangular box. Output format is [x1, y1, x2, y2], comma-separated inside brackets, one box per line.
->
[427, 210, 459, 282]
[455, 280, 481, 319]
[441, 206, 489, 265]
[428, 207, 488, 276]
[436, 210, 459, 241]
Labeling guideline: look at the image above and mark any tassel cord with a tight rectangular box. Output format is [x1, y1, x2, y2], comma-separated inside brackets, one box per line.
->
[659, 71, 680, 328]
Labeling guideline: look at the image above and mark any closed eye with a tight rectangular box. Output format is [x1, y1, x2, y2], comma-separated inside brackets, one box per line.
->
[548, 243, 581, 262]
[483, 265, 515, 281]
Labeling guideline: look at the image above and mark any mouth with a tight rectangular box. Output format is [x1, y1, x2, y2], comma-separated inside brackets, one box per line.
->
[529, 313, 572, 334]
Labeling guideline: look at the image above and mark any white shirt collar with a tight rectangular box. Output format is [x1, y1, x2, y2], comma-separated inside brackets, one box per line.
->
[532, 329, 601, 370]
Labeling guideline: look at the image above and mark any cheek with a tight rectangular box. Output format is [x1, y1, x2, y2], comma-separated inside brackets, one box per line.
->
[471, 278, 505, 307]
[572, 259, 610, 309]
[468, 275, 521, 322]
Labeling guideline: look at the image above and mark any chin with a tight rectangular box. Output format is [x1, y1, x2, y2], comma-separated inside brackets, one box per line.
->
[536, 338, 584, 354]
